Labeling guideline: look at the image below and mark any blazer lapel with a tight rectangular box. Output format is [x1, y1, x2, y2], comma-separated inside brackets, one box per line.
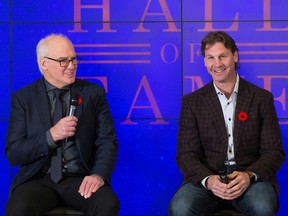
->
[69, 81, 85, 151]
[34, 78, 52, 129]
[233, 79, 254, 153]
[70, 82, 84, 119]
[203, 83, 228, 152]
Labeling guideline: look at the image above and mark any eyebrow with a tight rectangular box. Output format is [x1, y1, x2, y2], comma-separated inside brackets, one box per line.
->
[205, 52, 227, 57]
[57, 56, 77, 59]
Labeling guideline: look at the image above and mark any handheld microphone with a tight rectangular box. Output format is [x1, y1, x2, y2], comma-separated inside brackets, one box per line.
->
[217, 161, 228, 184]
[68, 92, 79, 116]
[66, 92, 80, 142]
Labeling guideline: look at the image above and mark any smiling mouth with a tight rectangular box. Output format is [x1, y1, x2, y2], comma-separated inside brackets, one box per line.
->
[213, 68, 226, 73]
[64, 72, 74, 76]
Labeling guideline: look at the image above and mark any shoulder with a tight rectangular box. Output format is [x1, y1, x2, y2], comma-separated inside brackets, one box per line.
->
[239, 78, 273, 98]
[73, 78, 107, 100]
[74, 78, 103, 90]
[13, 78, 44, 97]
[182, 81, 214, 101]
[73, 78, 105, 94]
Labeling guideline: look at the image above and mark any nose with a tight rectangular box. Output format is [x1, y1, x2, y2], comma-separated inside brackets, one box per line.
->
[67, 60, 76, 69]
[214, 58, 222, 67]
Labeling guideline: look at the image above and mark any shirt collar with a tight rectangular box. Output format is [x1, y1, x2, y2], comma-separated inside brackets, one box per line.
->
[44, 78, 70, 92]
[213, 73, 239, 95]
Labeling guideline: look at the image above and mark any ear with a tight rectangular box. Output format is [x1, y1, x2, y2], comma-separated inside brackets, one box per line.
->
[233, 51, 239, 63]
[40, 57, 47, 72]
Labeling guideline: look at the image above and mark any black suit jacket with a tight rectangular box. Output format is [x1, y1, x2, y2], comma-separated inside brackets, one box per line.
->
[5, 77, 118, 192]
[176, 77, 285, 194]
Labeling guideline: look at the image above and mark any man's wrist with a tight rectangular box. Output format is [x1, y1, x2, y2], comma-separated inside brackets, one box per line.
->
[245, 171, 256, 183]
[201, 176, 210, 188]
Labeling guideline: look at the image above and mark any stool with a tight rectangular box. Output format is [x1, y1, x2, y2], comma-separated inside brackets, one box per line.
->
[210, 209, 243, 216]
[45, 206, 85, 216]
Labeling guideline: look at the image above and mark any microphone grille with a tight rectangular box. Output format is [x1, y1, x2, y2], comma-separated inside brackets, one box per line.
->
[70, 92, 79, 106]
[217, 161, 227, 175]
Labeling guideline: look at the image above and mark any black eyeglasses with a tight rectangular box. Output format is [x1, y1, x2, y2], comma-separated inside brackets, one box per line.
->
[44, 56, 79, 67]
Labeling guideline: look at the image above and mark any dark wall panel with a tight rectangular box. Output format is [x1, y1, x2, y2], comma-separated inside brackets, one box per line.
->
[0, 121, 10, 215]
[277, 124, 288, 216]
[112, 120, 181, 215]
[0, 1, 9, 22]
[0, 25, 10, 119]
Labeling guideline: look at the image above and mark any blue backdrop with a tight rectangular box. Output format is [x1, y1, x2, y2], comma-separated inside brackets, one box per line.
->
[0, 1, 287, 215]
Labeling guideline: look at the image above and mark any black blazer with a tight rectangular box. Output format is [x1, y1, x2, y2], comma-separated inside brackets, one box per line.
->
[5, 77, 118, 192]
[176, 77, 285, 194]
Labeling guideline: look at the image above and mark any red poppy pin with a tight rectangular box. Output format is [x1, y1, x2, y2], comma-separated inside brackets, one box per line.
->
[78, 96, 83, 105]
[238, 112, 248, 122]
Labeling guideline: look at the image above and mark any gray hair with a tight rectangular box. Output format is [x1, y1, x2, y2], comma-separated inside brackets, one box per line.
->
[36, 33, 72, 74]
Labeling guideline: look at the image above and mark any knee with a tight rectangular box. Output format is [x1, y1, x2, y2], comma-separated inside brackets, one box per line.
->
[248, 203, 277, 216]
[89, 192, 120, 216]
[168, 194, 191, 216]
[6, 200, 38, 216]
[168, 197, 177, 216]
[168, 198, 178, 216]
[243, 182, 278, 216]
[104, 195, 120, 215]
[168, 183, 211, 216]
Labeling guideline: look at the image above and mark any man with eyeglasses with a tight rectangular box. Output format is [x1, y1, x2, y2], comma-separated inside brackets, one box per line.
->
[5, 33, 119, 216]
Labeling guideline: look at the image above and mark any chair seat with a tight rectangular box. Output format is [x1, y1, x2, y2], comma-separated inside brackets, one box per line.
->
[210, 209, 243, 216]
[45, 206, 85, 216]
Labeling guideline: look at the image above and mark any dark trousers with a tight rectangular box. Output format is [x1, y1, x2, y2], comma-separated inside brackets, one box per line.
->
[5, 176, 119, 216]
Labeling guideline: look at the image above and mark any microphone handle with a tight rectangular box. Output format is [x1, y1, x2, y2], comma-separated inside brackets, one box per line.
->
[68, 105, 76, 116]
[66, 105, 76, 142]
[219, 174, 228, 184]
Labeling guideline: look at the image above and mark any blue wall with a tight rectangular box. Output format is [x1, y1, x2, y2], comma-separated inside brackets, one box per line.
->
[1, 1, 287, 215]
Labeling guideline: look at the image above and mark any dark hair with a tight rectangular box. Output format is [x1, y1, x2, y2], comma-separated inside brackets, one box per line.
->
[201, 31, 240, 69]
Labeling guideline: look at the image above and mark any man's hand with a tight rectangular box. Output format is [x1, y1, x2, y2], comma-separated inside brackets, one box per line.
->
[225, 171, 251, 199]
[206, 175, 229, 199]
[50, 116, 78, 142]
[78, 175, 105, 199]
[206, 171, 251, 200]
